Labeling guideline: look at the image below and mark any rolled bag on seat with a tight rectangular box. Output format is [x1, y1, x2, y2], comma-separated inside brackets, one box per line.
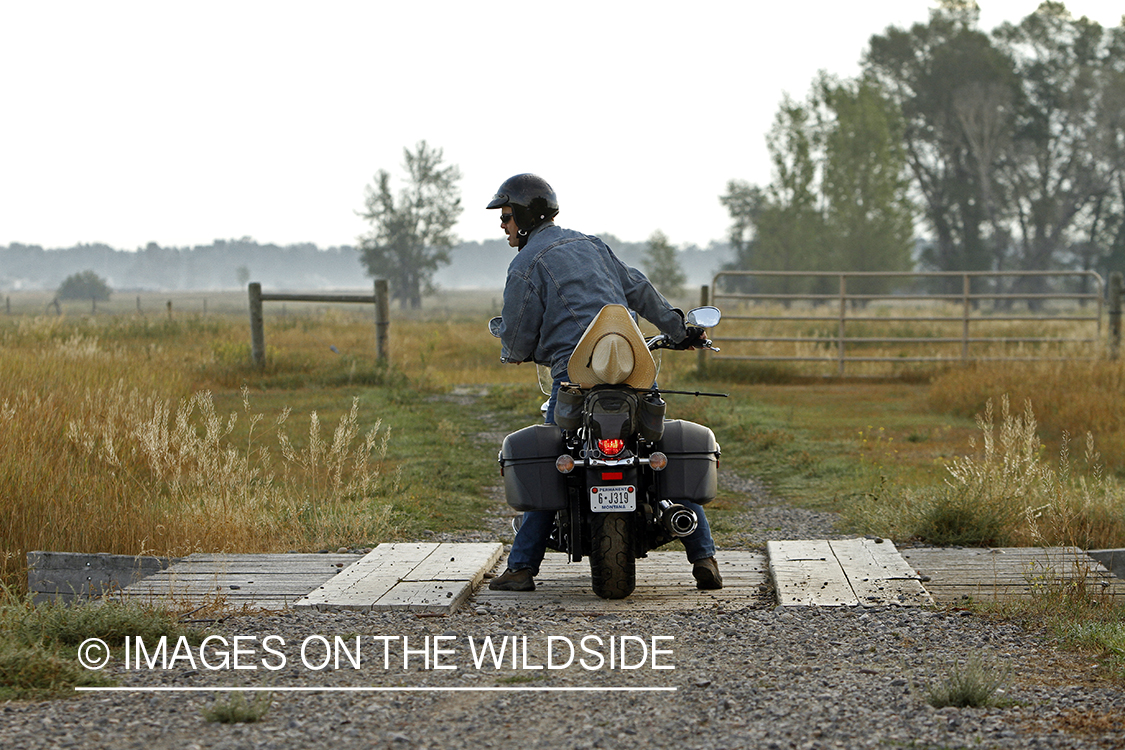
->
[554, 385, 584, 431]
[498, 424, 568, 512]
[557, 384, 666, 441]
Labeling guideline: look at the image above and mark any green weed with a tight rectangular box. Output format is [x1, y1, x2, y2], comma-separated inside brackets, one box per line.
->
[0, 640, 112, 700]
[926, 656, 1010, 708]
[0, 593, 204, 700]
[203, 691, 273, 723]
[496, 674, 543, 684]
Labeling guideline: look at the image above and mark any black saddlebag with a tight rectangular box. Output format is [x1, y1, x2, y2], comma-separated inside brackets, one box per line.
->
[554, 385, 584, 431]
[499, 424, 568, 512]
[655, 420, 720, 504]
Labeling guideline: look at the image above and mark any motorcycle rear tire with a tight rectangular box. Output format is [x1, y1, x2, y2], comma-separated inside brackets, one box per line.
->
[589, 512, 636, 599]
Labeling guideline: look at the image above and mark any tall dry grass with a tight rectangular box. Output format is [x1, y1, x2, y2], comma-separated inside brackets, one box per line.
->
[0, 319, 399, 593]
[928, 359, 1125, 469]
[847, 395, 1125, 548]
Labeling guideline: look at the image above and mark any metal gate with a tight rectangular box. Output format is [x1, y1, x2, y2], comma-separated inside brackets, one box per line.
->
[708, 270, 1104, 377]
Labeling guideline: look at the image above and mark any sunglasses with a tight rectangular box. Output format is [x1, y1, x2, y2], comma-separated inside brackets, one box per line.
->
[500, 212, 513, 224]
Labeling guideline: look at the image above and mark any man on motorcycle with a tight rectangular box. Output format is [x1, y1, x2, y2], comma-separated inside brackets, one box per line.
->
[486, 173, 722, 592]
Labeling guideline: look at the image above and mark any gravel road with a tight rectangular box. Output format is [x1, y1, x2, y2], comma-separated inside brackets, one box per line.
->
[3, 472, 1124, 749]
[3, 604, 1123, 749]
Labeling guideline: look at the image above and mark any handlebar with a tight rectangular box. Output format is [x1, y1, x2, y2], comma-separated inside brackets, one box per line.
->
[646, 331, 720, 353]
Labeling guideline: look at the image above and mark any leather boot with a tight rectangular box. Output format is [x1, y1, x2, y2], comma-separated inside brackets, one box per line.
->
[692, 557, 723, 590]
[489, 568, 535, 592]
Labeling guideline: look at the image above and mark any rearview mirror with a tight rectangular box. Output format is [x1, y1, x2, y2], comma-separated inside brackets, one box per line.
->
[488, 316, 503, 338]
[685, 306, 721, 328]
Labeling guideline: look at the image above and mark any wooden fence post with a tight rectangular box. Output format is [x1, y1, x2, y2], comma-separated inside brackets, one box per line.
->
[375, 279, 390, 361]
[1110, 272, 1122, 360]
[838, 275, 847, 377]
[697, 284, 709, 376]
[961, 273, 972, 362]
[249, 282, 265, 368]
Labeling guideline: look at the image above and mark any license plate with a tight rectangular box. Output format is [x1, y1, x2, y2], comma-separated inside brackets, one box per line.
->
[590, 485, 636, 512]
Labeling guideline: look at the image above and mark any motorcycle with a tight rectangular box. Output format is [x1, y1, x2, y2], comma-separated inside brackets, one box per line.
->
[489, 305, 725, 599]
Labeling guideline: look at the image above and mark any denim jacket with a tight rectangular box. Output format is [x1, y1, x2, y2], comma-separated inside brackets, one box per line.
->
[498, 223, 688, 381]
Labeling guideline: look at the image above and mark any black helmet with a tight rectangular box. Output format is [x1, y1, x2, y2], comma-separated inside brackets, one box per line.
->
[486, 173, 559, 232]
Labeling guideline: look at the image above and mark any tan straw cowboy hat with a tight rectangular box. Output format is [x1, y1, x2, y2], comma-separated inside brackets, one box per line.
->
[567, 305, 657, 389]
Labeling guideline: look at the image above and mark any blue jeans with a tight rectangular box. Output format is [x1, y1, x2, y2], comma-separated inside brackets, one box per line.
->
[544, 378, 563, 425]
[508, 378, 563, 574]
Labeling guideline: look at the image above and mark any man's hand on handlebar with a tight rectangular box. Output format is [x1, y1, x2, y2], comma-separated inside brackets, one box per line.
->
[678, 326, 709, 350]
[645, 327, 717, 352]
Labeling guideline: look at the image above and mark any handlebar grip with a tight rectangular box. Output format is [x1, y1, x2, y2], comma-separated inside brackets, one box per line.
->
[679, 326, 708, 350]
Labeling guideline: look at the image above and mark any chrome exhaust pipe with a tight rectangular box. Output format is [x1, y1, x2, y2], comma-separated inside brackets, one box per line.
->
[657, 500, 698, 537]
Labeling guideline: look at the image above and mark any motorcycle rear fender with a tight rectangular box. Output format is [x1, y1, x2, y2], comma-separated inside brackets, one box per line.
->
[587, 464, 639, 489]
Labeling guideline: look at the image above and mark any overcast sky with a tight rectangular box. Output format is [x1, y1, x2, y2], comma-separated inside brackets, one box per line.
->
[2, 1, 1122, 252]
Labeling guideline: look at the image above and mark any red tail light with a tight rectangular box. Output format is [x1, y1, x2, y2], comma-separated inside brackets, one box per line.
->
[597, 438, 625, 456]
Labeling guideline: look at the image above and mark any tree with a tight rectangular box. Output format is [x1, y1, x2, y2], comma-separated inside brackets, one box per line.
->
[641, 230, 686, 298]
[721, 96, 828, 299]
[721, 76, 914, 299]
[864, 0, 1125, 304]
[1097, 23, 1125, 276]
[357, 141, 462, 309]
[57, 270, 111, 301]
[864, 1, 1018, 293]
[821, 76, 916, 296]
[991, 3, 1122, 298]
[718, 180, 763, 295]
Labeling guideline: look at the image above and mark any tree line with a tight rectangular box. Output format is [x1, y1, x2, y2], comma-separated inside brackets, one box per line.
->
[1, 234, 726, 298]
[0, 239, 363, 292]
[721, 1, 1125, 298]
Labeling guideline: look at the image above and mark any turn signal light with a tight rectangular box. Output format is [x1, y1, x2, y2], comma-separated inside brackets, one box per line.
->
[597, 438, 625, 456]
[648, 451, 668, 471]
[555, 454, 575, 473]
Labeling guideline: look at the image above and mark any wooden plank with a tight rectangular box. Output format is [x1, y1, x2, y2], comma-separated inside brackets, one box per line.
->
[28, 551, 176, 571]
[829, 539, 933, 607]
[899, 547, 1125, 603]
[404, 543, 503, 584]
[28, 551, 178, 604]
[373, 580, 475, 612]
[296, 544, 437, 610]
[475, 551, 769, 612]
[123, 583, 341, 595]
[296, 543, 502, 613]
[127, 570, 350, 580]
[116, 553, 357, 609]
[768, 540, 858, 606]
[766, 539, 936, 607]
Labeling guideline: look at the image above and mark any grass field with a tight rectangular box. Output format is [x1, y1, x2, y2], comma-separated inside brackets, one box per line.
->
[4, 290, 1125, 693]
[2, 290, 1124, 596]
